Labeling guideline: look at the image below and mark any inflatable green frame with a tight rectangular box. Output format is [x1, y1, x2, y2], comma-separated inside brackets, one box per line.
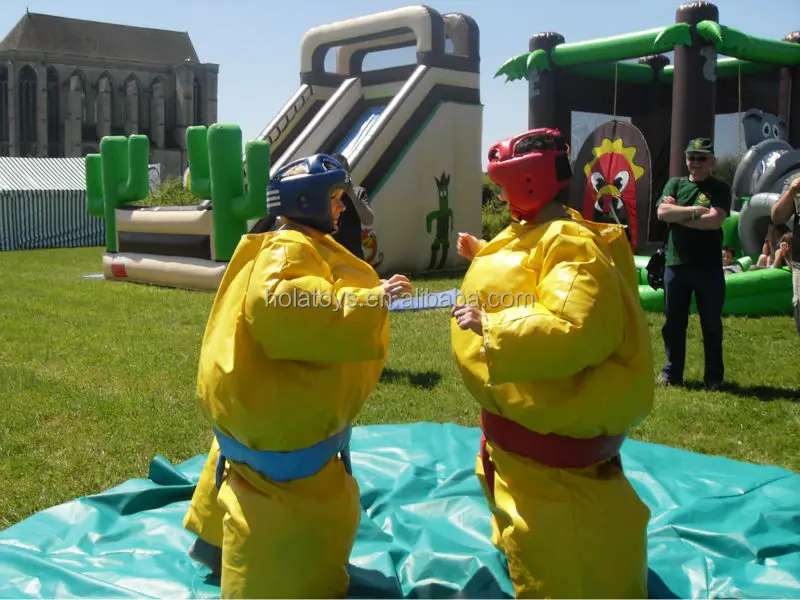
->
[495, 1, 799, 317]
[632, 211, 794, 316]
[496, 17, 800, 85]
[637, 264, 793, 316]
[495, 1, 800, 249]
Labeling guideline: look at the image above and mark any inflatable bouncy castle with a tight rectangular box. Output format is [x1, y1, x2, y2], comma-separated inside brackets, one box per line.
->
[249, 6, 483, 275]
[496, 1, 800, 257]
[732, 112, 799, 256]
[89, 5, 483, 291]
[495, 0, 800, 316]
[85, 127, 269, 291]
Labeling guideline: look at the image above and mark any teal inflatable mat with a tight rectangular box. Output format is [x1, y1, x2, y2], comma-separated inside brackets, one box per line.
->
[1, 423, 798, 599]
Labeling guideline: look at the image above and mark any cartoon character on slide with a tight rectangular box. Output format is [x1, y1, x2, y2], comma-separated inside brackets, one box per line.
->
[583, 138, 645, 247]
[361, 228, 384, 268]
[182, 154, 412, 597]
[451, 128, 654, 598]
[426, 172, 453, 270]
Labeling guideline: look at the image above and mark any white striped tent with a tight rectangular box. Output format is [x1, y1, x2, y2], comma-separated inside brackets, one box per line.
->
[0, 157, 103, 251]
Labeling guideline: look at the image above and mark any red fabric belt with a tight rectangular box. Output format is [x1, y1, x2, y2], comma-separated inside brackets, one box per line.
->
[479, 408, 625, 499]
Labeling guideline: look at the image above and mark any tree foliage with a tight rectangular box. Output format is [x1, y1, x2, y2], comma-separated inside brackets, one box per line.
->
[481, 173, 511, 240]
[134, 177, 200, 207]
[713, 155, 741, 188]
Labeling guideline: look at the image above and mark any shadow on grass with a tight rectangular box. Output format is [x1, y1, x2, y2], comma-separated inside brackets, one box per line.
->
[684, 380, 800, 402]
[380, 368, 442, 390]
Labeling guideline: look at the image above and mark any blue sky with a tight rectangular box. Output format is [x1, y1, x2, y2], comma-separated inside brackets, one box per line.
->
[1, 0, 796, 168]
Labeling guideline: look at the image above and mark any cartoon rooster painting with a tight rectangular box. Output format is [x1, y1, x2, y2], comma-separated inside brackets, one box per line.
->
[361, 228, 383, 268]
[582, 138, 645, 247]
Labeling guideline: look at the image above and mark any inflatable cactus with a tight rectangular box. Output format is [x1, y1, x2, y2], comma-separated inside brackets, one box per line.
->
[207, 124, 270, 261]
[186, 126, 211, 200]
[85, 135, 150, 253]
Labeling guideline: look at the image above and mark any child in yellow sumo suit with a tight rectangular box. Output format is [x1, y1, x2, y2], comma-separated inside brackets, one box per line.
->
[451, 129, 654, 598]
[182, 154, 412, 598]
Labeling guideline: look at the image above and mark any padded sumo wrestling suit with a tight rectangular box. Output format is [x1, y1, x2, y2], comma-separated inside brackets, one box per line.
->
[451, 129, 654, 598]
[183, 154, 390, 598]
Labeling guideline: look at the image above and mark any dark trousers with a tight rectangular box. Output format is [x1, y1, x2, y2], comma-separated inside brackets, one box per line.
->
[661, 265, 725, 384]
[332, 221, 364, 260]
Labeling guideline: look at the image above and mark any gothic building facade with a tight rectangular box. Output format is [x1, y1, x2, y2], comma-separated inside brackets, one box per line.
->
[0, 12, 218, 178]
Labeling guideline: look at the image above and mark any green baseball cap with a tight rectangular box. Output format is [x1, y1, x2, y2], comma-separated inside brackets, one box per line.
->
[685, 137, 714, 154]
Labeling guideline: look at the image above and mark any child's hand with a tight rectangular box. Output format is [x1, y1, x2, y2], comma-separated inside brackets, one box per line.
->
[451, 303, 483, 336]
[457, 233, 481, 260]
[380, 274, 412, 302]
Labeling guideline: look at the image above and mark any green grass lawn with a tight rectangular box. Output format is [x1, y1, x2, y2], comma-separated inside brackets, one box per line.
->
[1, 246, 798, 531]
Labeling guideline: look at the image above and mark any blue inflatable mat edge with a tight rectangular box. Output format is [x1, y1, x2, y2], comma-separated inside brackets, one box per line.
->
[0, 422, 798, 599]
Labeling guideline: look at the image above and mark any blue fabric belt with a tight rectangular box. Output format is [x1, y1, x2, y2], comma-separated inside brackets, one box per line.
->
[214, 425, 352, 488]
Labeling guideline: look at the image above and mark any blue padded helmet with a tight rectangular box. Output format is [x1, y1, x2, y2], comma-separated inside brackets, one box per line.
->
[266, 154, 349, 233]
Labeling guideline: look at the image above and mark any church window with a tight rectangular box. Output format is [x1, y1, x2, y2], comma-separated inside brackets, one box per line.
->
[47, 67, 61, 156]
[18, 66, 37, 156]
[193, 77, 202, 124]
[0, 68, 8, 155]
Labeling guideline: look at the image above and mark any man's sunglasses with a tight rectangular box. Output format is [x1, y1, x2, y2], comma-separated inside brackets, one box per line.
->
[686, 155, 709, 162]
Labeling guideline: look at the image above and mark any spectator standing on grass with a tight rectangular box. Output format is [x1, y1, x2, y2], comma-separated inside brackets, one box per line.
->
[331, 153, 374, 260]
[655, 138, 731, 391]
[771, 174, 800, 334]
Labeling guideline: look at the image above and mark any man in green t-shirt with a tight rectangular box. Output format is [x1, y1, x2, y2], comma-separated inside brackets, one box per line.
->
[655, 137, 732, 390]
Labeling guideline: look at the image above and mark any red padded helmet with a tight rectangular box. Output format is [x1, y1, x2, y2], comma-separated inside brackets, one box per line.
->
[486, 128, 572, 222]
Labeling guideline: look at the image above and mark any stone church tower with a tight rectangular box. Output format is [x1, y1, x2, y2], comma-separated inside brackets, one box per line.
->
[0, 11, 218, 178]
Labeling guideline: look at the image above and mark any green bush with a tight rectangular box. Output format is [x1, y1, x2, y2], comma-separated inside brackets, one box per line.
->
[714, 155, 741, 188]
[480, 171, 511, 240]
[135, 177, 199, 207]
[482, 173, 502, 205]
[482, 198, 511, 241]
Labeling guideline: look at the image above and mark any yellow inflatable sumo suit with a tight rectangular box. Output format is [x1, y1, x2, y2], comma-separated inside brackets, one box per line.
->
[451, 129, 654, 598]
[183, 154, 410, 598]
